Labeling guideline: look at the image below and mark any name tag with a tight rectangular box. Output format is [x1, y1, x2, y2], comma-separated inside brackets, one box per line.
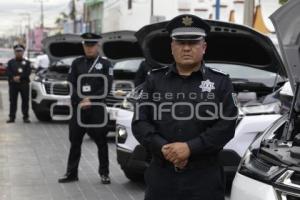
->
[82, 85, 91, 92]
[18, 68, 23, 73]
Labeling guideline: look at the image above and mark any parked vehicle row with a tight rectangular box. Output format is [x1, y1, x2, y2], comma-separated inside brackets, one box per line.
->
[0, 48, 13, 79]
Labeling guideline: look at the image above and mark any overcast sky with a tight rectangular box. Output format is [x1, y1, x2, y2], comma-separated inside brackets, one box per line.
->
[0, 0, 70, 36]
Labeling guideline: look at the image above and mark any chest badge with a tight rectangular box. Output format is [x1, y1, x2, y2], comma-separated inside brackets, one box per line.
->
[82, 85, 91, 92]
[199, 79, 215, 92]
[95, 63, 103, 70]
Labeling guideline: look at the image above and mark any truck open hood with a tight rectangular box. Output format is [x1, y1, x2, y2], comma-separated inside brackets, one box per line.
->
[42, 34, 84, 63]
[99, 31, 143, 62]
[270, 0, 300, 93]
[135, 20, 286, 76]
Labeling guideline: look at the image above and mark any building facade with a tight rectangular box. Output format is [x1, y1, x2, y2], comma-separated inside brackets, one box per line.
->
[102, 0, 281, 34]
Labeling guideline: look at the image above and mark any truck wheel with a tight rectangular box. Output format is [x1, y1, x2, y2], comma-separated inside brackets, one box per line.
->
[123, 169, 144, 182]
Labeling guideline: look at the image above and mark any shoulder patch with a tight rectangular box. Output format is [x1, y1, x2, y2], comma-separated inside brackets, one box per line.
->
[208, 67, 228, 76]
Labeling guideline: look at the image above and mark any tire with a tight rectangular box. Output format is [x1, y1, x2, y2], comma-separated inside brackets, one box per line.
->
[123, 168, 144, 182]
[34, 110, 51, 122]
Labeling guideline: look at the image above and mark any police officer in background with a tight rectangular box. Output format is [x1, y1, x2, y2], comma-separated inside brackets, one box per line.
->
[132, 15, 237, 200]
[134, 60, 151, 87]
[6, 44, 31, 123]
[58, 33, 113, 184]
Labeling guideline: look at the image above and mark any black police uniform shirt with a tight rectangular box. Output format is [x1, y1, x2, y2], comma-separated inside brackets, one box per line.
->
[7, 58, 31, 83]
[132, 64, 238, 161]
[68, 56, 113, 106]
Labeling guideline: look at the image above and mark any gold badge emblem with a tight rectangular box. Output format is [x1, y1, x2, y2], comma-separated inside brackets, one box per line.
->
[182, 16, 193, 26]
[87, 33, 92, 38]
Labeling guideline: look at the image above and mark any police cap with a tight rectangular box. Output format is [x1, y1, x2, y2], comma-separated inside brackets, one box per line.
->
[166, 14, 210, 41]
[13, 44, 25, 51]
[81, 32, 102, 45]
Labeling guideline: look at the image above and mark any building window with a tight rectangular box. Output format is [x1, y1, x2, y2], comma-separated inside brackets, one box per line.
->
[128, 0, 132, 9]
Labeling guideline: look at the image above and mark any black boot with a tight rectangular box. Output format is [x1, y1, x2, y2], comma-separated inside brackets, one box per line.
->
[100, 174, 111, 184]
[58, 173, 78, 183]
[6, 118, 15, 123]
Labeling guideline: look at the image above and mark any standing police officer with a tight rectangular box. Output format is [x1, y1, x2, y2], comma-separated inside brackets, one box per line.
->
[134, 60, 151, 87]
[58, 33, 113, 184]
[132, 15, 238, 200]
[6, 44, 31, 123]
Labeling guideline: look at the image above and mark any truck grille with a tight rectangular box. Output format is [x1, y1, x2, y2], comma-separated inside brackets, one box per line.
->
[105, 81, 134, 107]
[44, 82, 70, 96]
[105, 90, 131, 107]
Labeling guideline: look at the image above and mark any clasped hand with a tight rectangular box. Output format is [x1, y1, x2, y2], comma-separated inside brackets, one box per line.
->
[79, 98, 91, 109]
[161, 142, 191, 169]
[13, 76, 20, 83]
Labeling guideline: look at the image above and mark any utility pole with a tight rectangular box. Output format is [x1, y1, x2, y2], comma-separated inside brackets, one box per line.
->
[34, 0, 46, 29]
[72, 0, 76, 33]
[244, 0, 255, 27]
[151, 0, 154, 17]
[215, 0, 220, 20]
[41, 0, 44, 29]
[20, 13, 31, 58]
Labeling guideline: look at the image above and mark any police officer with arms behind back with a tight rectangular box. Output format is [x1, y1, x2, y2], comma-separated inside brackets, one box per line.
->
[58, 33, 113, 184]
[132, 15, 238, 200]
[6, 44, 31, 123]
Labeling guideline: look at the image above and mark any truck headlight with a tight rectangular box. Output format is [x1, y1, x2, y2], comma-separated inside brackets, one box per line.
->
[238, 149, 285, 183]
[240, 102, 281, 115]
[33, 75, 45, 82]
[237, 128, 286, 183]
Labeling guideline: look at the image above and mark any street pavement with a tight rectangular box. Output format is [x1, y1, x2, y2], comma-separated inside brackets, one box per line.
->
[0, 81, 145, 200]
[0, 80, 230, 200]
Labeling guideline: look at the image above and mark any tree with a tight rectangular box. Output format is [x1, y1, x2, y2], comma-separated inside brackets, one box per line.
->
[54, 12, 68, 34]
[279, 0, 288, 4]
[55, 12, 68, 25]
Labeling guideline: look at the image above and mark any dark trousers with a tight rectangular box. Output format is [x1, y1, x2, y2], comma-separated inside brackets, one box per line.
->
[66, 106, 109, 176]
[144, 161, 225, 200]
[8, 83, 29, 120]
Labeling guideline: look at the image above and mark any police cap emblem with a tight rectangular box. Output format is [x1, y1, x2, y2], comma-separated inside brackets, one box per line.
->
[182, 16, 193, 26]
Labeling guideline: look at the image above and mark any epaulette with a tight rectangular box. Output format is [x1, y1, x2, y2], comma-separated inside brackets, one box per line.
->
[208, 67, 229, 76]
[147, 66, 169, 75]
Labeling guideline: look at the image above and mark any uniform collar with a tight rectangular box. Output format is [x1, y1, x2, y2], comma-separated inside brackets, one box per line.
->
[166, 62, 205, 78]
[15, 57, 24, 62]
[85, 54, 100, 61]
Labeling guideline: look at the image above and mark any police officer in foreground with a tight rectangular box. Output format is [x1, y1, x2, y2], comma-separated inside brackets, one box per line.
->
[58, 33, 113, 184]
[132, 15, 238, 200]
[6, 44, 31, 123]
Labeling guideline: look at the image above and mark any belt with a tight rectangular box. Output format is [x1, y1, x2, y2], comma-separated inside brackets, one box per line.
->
[152, 156, 220, 173]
